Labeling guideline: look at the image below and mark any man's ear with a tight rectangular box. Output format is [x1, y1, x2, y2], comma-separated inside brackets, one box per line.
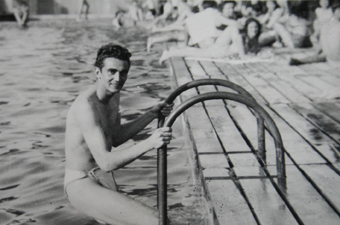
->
[94, 67, 101, 79]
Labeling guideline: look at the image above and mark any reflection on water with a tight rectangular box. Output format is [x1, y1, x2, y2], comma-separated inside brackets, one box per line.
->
[0, 20, 210, 225]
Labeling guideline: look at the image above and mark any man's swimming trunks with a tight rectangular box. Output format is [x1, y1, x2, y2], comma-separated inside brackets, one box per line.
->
[64, 167, 117, 196]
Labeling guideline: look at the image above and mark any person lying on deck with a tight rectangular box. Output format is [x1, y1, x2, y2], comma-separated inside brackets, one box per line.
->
[64, 44, 173, 225]
[289, 0, 340, 66]
[147, 1, 239, 52]
[159, 17, 262, 64]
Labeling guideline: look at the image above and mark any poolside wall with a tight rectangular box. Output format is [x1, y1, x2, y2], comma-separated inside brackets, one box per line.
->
[0, 0, 132, 15]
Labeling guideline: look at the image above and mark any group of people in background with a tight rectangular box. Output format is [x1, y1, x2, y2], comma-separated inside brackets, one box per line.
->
[8, 0, 340, 66]
[129, 0, 339, 66]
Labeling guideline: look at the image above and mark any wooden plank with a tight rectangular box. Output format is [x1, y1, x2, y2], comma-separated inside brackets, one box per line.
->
[214, 62, 268, 106]
[206, 180, 257, 225]
[199, 154, 230, 169]
[231, 63, 290, 105]
[313, 102, 340, 124]
[300, 164, 340, 213]
[239, 178, 299, 225]
[266, 165, 340, 225]
[291, 102, 340, 142]
[186, 105, 224, 154]
[185, 59, 207, 79]
[199, 61, 226, 79]
[262, 104, 327, 165]
[271, 104, 340, 167]
[204, 105, 251, 152]
[169, 57, 196, 102]
[228, 153, 260, 168]
[227, 103, 294, 167]
[247, 63, 312, 104]
[259, 61, 320, 100]
[307, 62, 340, 78]
[203, 167, 230, 179]
[295, 74, 331, 91]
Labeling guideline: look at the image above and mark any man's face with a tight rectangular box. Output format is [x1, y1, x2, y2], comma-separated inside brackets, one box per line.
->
[96, 57, 129, 94]
[222, 3, 235, 18]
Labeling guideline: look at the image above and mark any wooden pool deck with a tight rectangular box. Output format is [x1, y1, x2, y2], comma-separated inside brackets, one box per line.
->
[162, 46, 340, 225]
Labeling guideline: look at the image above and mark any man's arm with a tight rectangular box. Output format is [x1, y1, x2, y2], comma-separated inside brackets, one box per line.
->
[75, 99, 172, 171]
[112, 102, 173, 146]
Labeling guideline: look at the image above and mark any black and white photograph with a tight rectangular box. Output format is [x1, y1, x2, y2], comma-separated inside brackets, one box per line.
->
[0, 0, 340, 224]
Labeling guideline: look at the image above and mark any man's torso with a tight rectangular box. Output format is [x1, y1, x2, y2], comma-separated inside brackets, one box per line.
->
[65, 87, 120, 171]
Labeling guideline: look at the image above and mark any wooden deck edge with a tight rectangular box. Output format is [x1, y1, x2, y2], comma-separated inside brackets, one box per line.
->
[169, 58, 220, 225]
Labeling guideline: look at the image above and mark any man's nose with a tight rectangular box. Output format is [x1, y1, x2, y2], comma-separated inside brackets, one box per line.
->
[113, 72, 120, 81]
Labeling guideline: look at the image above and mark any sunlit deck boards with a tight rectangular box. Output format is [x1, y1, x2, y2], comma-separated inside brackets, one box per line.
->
[167, 49, 340, 225]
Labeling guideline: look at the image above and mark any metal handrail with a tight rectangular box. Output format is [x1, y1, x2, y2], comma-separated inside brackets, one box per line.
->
[157, 79, 266, 160]
[157, 91, 286, 225]
[157, 79, 259, 224]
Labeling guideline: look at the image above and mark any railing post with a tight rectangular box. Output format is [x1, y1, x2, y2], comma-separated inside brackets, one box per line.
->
[157, 146, 168, 225]
[257, 116, 266, 163]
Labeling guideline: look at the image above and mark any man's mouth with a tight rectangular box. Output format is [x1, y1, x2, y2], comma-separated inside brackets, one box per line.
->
[110, 83, 120, 88]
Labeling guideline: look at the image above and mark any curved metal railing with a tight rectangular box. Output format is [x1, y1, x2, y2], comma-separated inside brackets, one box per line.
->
[157, 79, 266, 160]
[157, 80, 286, 225]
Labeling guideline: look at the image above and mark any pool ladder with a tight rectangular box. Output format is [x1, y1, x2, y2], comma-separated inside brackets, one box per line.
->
[156, 79, 286, 225]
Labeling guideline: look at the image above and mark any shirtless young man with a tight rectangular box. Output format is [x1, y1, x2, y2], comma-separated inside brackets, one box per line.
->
[64, 44, 173, 225]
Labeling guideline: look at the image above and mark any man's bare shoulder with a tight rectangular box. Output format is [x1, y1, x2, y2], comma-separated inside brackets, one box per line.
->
[68, 87, 97, 121]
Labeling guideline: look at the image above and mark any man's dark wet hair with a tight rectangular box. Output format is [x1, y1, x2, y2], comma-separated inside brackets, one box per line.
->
[94, 44, 132, 70]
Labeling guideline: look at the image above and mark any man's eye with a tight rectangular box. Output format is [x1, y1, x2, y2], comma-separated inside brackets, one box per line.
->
[109, 70, 117, 74]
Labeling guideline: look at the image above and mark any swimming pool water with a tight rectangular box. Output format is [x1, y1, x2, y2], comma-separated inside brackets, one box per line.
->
[0, 19, 211, 225]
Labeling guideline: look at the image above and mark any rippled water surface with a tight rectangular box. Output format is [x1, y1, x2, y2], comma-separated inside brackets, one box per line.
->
[0, 19, 210, 225]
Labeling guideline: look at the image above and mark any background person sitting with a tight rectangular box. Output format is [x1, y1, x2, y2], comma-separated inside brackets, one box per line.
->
[147, 1, 239, 51]
[310, 0, 334, 49]
[290, 0, 340, 66]
[159, 18, 262, 64]
[271, 0, 313, 48]
[258, 0, 285, 47]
